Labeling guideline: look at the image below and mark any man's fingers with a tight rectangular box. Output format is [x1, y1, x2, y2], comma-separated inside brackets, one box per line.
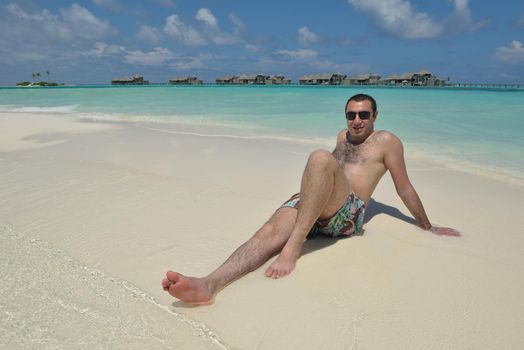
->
[433, 227, 461, 237]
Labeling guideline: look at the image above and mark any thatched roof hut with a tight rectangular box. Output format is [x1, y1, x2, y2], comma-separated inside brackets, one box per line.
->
[111, 74, 149, 85]
[234, 74, 270, 85]
[342, 74, 381, 85]
[169, 76, 202, 85]
[299, 73, 346, 85]
[266, 75, 291, 85]
[216, 76, 238, 84]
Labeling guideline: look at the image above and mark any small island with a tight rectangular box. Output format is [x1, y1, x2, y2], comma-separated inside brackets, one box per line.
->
[16, 81, 61, 87]
[17, 71, 62, 87]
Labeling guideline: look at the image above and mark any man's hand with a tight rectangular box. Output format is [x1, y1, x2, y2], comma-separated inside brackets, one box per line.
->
[429, 226, 461, 237]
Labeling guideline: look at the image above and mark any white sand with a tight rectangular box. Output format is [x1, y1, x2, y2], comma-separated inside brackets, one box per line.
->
[1, 112, 523, 349]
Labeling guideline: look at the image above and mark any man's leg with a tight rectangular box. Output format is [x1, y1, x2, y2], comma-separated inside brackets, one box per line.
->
[162, 149, 349, 303]
[162, 207, 297, 304]
[265, 150, 350, 278]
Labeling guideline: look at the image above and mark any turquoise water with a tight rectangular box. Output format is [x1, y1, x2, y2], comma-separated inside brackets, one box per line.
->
[1, 85, 523, 183]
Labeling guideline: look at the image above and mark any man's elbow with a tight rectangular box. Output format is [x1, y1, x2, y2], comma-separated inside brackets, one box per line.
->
[396, 185, 415, 199]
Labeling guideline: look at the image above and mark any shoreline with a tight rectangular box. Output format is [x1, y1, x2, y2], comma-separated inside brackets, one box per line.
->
[2, 112, 524, 348]
[3, 111, 523, 187]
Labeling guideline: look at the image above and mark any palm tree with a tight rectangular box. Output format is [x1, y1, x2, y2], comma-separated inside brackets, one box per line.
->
[46, 71, 50, 82]
[36, 72, 41, 82]
[32, 73, 36, 83]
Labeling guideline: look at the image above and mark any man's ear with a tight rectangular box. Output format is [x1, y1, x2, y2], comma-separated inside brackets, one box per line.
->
[373, 111, 378, 120]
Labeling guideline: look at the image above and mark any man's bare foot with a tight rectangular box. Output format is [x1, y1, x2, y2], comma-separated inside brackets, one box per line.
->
[265, 253, 297, 279]
[161, 271, 214, 305]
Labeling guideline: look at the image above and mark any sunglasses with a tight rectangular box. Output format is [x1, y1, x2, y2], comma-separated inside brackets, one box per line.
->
[345, 111, 373, 120]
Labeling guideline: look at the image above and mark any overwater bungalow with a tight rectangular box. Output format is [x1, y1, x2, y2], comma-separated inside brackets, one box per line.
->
[169, 76, 203, 85]
[299, 73, 346, 85]
[386, 73, 414, 86]
[265, 75, 292, 85]
[216, 74, 283, 85]
[216, 75, 238, 84]
[234, 74, 270, 85]
[111, 74, 149, 85]
[342, 74, 381, 85]
[386, 70, 445, 87]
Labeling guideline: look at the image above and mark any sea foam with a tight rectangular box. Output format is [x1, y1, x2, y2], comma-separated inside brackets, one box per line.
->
[0, 226, 230, 350]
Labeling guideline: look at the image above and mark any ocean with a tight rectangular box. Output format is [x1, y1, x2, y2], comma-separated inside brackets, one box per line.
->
[1, 85, 523, 184]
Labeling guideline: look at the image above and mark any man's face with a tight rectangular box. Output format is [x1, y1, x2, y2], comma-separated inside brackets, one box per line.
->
[345, 100, 377, 142]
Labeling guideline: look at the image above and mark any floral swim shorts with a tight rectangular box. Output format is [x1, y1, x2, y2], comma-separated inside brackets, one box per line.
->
[280, 192, 366, 238]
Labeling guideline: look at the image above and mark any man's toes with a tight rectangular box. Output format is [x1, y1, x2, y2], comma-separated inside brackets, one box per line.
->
[166, 270, 181, 282]
[264, 268, 272, 277]
[162, 278, 171, 290]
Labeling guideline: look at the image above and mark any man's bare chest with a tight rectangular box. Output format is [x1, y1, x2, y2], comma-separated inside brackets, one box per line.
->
[334, 141, 376, 166]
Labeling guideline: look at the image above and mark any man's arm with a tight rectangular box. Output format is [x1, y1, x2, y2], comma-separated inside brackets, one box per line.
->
[383, 133, 460, 237]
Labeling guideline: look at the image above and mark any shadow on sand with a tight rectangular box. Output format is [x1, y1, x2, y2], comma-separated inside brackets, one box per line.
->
[301, 197, 416, 256]
[172, 198, 416, 308]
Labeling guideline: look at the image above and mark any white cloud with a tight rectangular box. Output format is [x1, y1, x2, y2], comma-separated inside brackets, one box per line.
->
[81, 42, 125, 58]
[164, 14, 206, 46]
[151, 0, 176, 9]
[274, 49, 318, 60]
[81, 42, 206, 69]
[229, 13, 245, 34]
[60, 4, 116, 39]
[137, 24, 162, 44]
[495, 40, 524, 64]
[518, 13, 524, 26]
[164, 9, 245, 46]
[229, 13, 255, 50]
[315, 60, 369, 73]
[444, 0, 489, 33]
[4, 3, 115, 42]
[197, 8, 240, 45]
[195, 8, 218, 28]
[125, 47, 173, 66]
[244, 43, 260, 52]
[347, 0, 443, 39]
[6, 3, 72, 41]
[298, 26, 319, 45]
[170, 54, 209, 70]
[92, 0, 120, 12]
[347, 0, 487, 39]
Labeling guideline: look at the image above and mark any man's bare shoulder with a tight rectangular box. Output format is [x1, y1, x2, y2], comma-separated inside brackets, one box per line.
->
[337, 129, 347, 139]
[372, 130, 402, 146]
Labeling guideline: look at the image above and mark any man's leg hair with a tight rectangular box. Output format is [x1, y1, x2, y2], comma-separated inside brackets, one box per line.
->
[265, 150, 350, 278]
[162, 150, 349, 303]
[162, 207, 297, 304]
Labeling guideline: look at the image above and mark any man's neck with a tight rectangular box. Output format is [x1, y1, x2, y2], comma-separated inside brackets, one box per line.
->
[346, 130, 374, 145]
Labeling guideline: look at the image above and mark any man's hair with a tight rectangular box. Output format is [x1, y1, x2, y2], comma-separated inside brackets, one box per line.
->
[345, 93, 377, 112]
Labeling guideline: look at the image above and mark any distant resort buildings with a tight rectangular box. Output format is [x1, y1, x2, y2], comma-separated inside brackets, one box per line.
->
[111, 74, 149, 85]
[216, 74, 291, 85]
[169, 76, 203, 85]
[110, 70, 446, 87]
[299, 70, 446, 87]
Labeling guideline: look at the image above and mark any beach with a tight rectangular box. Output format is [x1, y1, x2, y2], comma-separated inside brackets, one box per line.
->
[1, 104, 524, 349]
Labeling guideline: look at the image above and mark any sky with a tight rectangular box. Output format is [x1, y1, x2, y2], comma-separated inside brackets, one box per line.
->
[0, 0, 523, 85]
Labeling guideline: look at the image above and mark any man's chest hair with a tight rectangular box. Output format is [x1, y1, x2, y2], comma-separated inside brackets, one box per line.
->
[334, 134, 381, 165]
[334, 143, 368, 164]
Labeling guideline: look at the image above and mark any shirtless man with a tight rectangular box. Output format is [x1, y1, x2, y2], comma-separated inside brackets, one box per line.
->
[162, 93, 460, 305]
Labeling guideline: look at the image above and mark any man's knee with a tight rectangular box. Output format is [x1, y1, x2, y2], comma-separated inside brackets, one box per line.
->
[307, 149, 337, 169]
[254, 222, 276, 240]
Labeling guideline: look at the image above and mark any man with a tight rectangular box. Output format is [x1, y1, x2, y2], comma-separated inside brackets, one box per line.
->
[161, 93, 460, 305]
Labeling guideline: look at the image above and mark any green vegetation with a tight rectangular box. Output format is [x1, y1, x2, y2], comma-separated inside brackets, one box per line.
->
[17, 70, 62, 87]
[16, 81, 61, 87]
